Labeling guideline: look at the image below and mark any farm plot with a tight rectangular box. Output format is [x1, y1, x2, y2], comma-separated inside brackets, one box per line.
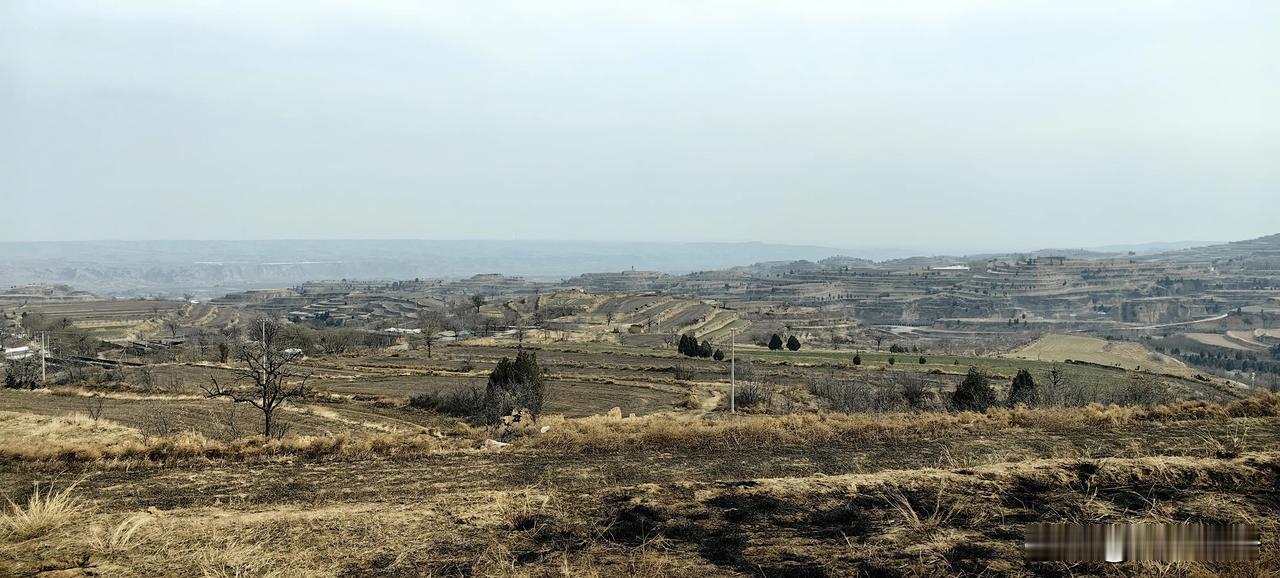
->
[19, 300, 184, 327]
[594, 295, 666, 320]
[1006, 334, 1187, 372]
[1225, 330, 1272, 349]
[0, 389, 430, 437]
[1186, 332, 1265, 351]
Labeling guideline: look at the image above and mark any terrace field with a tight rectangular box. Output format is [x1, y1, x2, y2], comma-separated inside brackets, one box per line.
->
[1004, 334, 1188, 374]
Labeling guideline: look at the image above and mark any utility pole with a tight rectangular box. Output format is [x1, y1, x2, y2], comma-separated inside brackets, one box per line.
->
[40, 331, 47, 383]
[730, 327, 736, 414]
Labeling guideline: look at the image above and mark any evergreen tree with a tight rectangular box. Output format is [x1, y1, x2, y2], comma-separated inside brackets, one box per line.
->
[919, 356, 927, 364]
[951, 367, 996, 412]
[1007, 368, 1038, 407]
[852, 353, 862, 366]
[483, 350, 546, 423]
[786, 335, 801, 351]
[768, 334, 784, 351]
[888, 357, 895, 365]
[713, 349, 724, 361]
[678, 334, 700, 357]
[699, 340, 713, 358]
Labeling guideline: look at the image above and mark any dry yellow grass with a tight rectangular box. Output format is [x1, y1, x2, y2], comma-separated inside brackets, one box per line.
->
[2, 438, 1276, 575]
[0, 410, 463, 462]
[89, 514, 151, 558]
[526, 393, 1280, 453]
[3, 394, 1277, 463]
[2, 479, 88, 541]
[0, 410, 145, 456]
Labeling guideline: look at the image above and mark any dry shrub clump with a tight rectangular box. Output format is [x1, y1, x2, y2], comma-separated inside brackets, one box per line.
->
[2, 479, 88, 540]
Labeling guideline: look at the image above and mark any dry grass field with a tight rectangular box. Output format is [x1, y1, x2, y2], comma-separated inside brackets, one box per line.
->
[2, 394, 1279, 576]
[1005, 335, 1188, 374]
[3, 329, 1277, 576]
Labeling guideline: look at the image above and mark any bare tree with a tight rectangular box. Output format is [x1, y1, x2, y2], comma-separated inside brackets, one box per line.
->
[86, 395, 106, 421]
[134, 365, 156, 392]
[417, 310, 444, 358]
[164, 316, 182, 339]
[318, 328, 363, 354]
[501, 307, 520, 327]
[202, 319, 311, 438]
[206, 404, 243, 442]
[139, 403, 176, 443]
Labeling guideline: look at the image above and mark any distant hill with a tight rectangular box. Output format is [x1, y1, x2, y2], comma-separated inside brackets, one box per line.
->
[1089, 240, 1218, 254]
[1146, 233, 1280, 267]
[0, 240, 843, 296]
[5, 235, 1276, 297]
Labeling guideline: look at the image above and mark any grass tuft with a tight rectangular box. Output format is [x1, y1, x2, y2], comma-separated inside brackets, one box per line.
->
[90, 513, 151, 557]
[2, 479, 88, 540]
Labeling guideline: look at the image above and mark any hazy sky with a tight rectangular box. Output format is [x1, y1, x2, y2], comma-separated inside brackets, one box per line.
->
[2, 1, 1277, 253]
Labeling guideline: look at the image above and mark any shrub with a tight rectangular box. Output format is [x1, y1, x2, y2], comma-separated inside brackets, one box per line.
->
[677, 334, 696, 357]
[1007, 369, 1037, 407]
[4, 357, 41, 390]
[483, 351, 547, 424]
[1038, 366, 1171, 408]
[1113, 378, 1170, 407]
[888, 357, 896, 366]
[951, 367, 995, 412]
[901, 377, 931, 410]
[918, 356, 927, 365]
[672, 361, 695, 381]
[713, 349, 724, 361]
[732, 381, 773, 410]
[409, 387, 485, 417]
[808, 376, 902, 413]
[852, 353, 862, 366]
